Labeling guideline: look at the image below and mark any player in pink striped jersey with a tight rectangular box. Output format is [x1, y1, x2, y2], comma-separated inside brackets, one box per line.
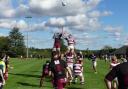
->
[65, 49, 75, 84]
[73, 60, 84, 85]
[65, 34, 76, 52]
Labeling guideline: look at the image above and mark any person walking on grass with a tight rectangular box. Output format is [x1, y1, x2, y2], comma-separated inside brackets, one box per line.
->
[91, 54, 97, 74]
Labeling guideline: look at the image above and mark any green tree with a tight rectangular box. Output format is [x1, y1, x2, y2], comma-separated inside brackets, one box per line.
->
[0, 36, 9, 52]
[102, 45, 113, 50]
[8, 27, 26, 56]
[100, 45, 113, 55]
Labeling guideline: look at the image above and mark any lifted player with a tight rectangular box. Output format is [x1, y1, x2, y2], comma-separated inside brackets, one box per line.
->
[53, 32, 63, 53]
[65, 34, 75, 52]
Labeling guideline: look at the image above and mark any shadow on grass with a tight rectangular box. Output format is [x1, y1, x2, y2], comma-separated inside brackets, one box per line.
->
[30, 71, 41, 73]
[9, 73, 40, 78]
[17, 82, 39, 87]
[17, 82, 52, 88]
[67, 87, 84, 89]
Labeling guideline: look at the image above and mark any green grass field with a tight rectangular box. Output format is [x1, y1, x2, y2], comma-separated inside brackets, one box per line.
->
[4, 58, 109, 89]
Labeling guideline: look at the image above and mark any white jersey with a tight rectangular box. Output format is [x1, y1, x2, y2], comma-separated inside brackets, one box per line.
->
[65, 53, 74, 64]
[110, 62, 120, 70]
[67, 37, 75, 45]
[73, 63, 83, 75]
[65, 52, 74, 70]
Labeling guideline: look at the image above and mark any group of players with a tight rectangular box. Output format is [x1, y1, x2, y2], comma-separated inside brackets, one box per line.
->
[40, 31, 85, 89]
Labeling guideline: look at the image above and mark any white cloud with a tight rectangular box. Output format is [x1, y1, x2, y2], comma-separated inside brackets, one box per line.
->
[0, 0, 102, 18]
[0, 0, 15, 18]
[45, 14, 101, 31]
[0, 0, 104, 31]
[0, 19, 27, 29]
[30, 22, 48, 31]
[88, 10, 112, 17]
[14, 4, 30, 17]
[104, 26, 123, 41]
[102, 11, 112, 16]
[45, 17, 66, 27]
[66, 14, 88, 26]
[73, 32, 101, 47]
[16, 20, 28, 30]
[0, 0, 108, 32]
[28, 0, 87, 16]
[86, 0, 101, 10]
[0, 19, 15, 29]
[104, 26, 123, 33]
[0, 19, 48, 31]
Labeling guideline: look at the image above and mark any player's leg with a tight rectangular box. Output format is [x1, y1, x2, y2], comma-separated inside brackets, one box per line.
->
[40, 74, 45, 87]
[57, 78, 64, 89]
[79, 73, 84, 85]
[56, 48, 61, 56]
[93, 61, 97, 73]
[112, 79, 118, 89]
[53, 47, 57, 52]
[56, 43, 61, 54]
[73, 75, 78, 84]
[67, 65, 73, 85]
[67, 46, 71, 52]
[4, 68, 8, 81]
[70, 45, 75, 54]
[62, 78, 67, 89]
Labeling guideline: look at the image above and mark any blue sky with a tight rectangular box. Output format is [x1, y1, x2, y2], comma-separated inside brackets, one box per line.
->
[0, 0, 128, 50]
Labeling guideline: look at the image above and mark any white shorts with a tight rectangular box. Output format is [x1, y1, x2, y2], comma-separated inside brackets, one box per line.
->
[68, 44, 74, 51]
[74, 72, 83, 77]
[52, 47, 60, 51]
[67, 64, 73, 71]
[92, 61, 97, 67]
